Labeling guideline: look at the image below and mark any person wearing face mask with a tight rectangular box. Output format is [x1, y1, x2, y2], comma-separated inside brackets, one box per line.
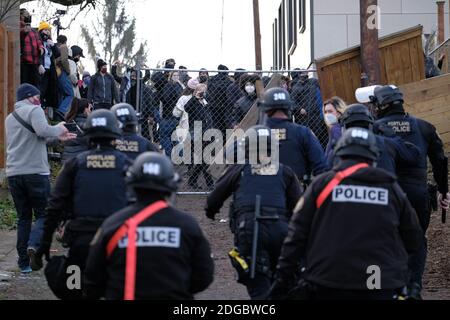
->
[79, 71, 91, 99]
[231, 74, 260, 127]
[159, 71, 184, 156]
[322, 97, 348, 166]
[198, 68, 209, 84]
[5, 83, 76, 274]
[37, 21, 60, 111]
[87, 59, 120, 110]
[290, 70, 327, 149]
[68, 45, 85, 97]
[184, 83, 215, 189]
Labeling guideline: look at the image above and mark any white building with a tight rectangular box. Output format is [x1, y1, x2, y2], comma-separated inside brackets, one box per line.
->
[259, 0, 450, 70]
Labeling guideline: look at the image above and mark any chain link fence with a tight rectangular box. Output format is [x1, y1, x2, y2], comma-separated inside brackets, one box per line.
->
[128, 67, 327, 194]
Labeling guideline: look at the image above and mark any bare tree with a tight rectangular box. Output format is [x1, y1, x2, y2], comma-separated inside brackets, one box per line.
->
[81, 0, 148, 67]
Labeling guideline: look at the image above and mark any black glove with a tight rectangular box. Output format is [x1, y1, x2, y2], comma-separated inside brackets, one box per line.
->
[373, 123, 395, 138]
[205, 210, 215, 221]
[268, 280, 291, 300]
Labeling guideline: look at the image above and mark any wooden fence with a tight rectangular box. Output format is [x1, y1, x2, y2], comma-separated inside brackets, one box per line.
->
[316, 25, 425, 104]
[0, 23, 16, 171]
[400, 73, 450, 150]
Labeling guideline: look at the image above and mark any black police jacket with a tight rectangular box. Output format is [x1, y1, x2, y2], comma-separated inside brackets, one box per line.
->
[376, 110, 448, 194]
[115, 132, 159, 160]
[42, 147, 132, 248]
[265, 118, 328, 179]
[205, 163, 302, 219]
[83, 196, 214, 300]
[275, 159, 423, 290]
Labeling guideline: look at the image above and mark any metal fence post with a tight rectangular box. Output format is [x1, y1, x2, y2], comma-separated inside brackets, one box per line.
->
[136, 57, 142, 114]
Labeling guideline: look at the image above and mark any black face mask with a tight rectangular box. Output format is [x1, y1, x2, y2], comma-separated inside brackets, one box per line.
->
[199, 75, 208, 83]
[41, 33, 49, 41]
[73, 57, 80, 63]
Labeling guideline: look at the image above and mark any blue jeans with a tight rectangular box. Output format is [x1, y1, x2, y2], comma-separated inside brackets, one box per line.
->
[8, 175, 50, 268]
[160, 117, 177, 157]
[58, 71, 74, 113]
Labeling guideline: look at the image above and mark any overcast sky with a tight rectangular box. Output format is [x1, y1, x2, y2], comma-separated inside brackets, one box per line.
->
[23, 0, 277, 73]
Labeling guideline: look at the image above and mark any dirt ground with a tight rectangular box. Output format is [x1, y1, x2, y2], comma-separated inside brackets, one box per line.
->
[0, 193, 449, 300]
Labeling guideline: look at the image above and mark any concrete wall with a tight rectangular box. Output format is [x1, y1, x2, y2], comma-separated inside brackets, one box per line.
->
[313, 0, 450, 59]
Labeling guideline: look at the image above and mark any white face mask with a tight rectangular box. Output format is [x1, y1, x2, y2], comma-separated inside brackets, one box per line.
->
[324, 113, 338, 125]
[245, 84, 255, 94]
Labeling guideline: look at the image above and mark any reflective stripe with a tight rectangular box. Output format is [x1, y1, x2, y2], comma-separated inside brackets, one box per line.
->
[316, 163, 369, 208]
[105, 200, 168, 300]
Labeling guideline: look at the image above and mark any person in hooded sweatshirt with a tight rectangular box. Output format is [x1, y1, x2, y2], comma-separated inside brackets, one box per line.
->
[231, 74, 260, 127]
[5, 83, 75, 274]
[87, 59, 119, 110]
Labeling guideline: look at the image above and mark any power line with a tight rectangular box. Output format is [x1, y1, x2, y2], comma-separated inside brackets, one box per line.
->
[220, 0, 225, 54]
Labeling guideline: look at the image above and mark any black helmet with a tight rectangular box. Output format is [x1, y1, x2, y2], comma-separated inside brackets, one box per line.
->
[335, 127, 379, 161]
[70, 45, 85, 58]
[111, 103, 138, 128]
[371, 85, 404, 107]
[242, 125, 273, 162]
[340, 104, 374, 129]
[258, 87, 293, 112]
[84, 109, 121, 139]
[126, 152, 181, 193]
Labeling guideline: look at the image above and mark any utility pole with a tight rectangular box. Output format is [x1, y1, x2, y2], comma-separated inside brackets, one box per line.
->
[360, 0, 381, 86]
[436, 1, 445, 45]
[252, 0, 262, 71]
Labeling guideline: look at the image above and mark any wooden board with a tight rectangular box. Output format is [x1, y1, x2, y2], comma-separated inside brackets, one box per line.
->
[207, 74, 283, 178]
[400, 73, 450, 151]
[317, 25, 425, 104]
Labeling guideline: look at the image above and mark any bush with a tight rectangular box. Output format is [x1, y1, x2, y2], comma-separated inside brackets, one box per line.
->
[0, 197, 17, 230]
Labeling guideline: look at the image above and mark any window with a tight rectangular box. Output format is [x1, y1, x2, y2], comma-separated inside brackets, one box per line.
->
[273, 20, 278, 69]
[287, 0, 297, 55]
[298, 0, 306, 34]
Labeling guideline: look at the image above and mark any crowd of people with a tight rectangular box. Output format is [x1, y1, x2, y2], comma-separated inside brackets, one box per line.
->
[4, 7, 449, 302]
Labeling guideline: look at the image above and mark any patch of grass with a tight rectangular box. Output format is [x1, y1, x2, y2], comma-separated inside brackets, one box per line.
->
[0, 197, 16, 230]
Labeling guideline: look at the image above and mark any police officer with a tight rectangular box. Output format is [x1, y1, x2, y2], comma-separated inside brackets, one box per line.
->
[331, 103, 420, 173]
[31, 109, 132, 299]
[111, 103, 159, 160]
[270, 127, 423, 300]
[259, 88, 327, 182]
[84, 152, 214, 300]
[373, 85, 449, 299]
[205, 125, 302, 300]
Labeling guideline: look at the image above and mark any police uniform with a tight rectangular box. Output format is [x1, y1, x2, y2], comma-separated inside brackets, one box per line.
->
[259, 88, 328, 181]
[374, 86, 449, 295]
[33, 110, 132, 300]
[266, 117, 331, 179]
[112, 103, 159, 160]
[206, 126, 302, 301]
[84, 152, 214, 300]
[116, 132, 159, 160]
[271, 128, 423, 300]
[332, 104, 420, 174]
